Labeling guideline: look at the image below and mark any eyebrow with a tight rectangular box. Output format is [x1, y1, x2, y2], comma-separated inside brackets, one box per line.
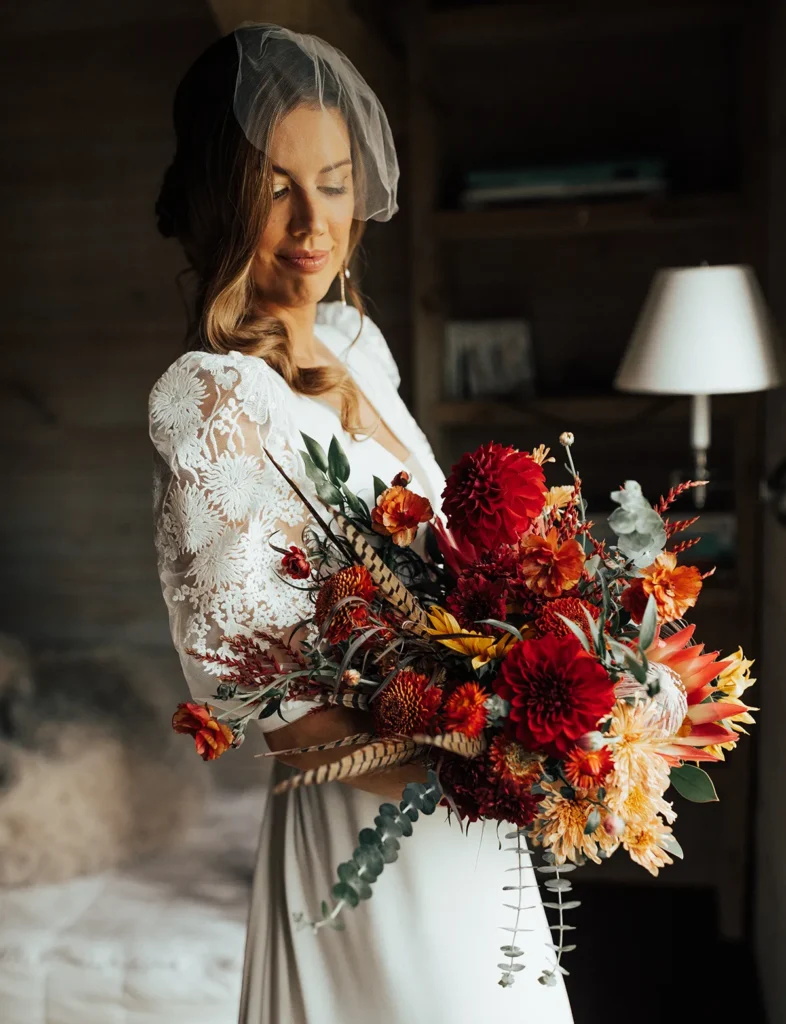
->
[271, 158, 352, 176]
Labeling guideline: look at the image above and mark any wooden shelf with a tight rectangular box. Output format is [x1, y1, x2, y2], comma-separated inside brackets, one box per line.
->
[434, 394, 744, 430]
[434, 193, 744, 241]
[426, 3, 746, 47]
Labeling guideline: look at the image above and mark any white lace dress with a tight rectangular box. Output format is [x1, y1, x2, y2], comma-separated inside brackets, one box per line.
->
[149, 302, 574, 1024]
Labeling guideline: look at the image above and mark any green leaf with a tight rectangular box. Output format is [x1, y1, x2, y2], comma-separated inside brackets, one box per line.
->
[555, 614, 591, 653]
[315, 478, 343, 506]
[584, 554, 600, 579]
[373, 476, 388, 500]
[477, 619, 524, 642]
[342, 486, 369, 519]
[584, 807, 601, 835]
[624, 654, 648, 686]
[638, 594, 658, 652]
[661, 834, 685, 860]
[670, 764, 719, 803]
[328, 436, 351, 484]
[301, 432, 329, 472]
[300, 451, 325, 485]
[331, 882, 360, 908]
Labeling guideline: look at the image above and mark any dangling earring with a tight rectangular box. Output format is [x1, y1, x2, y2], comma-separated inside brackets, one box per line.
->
[339, 264, 350, 306]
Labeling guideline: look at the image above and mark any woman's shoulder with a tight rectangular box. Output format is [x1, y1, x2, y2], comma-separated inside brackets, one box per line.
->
[148, 347, 287, 439]
[315, 301, 400, 389]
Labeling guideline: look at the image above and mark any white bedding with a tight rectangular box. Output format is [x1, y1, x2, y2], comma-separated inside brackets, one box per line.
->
[0, 787, 262, 1024]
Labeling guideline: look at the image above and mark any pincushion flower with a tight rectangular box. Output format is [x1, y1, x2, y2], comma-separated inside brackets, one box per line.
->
[441, 442, 546, 552]
[442, 682, 489, 737]
[518, 529, 585, 599]
[315, 565, 377, 643]
[493, 634, 615, 757]
[427, 607, 516, 669]
[373, 669, 442, 736]
[371, 485, 434, 547]
[535, 596, 601, 641]
[621, 550, 702, 623]
[172, 702, 234, 761]
[280, 545, 311, 580]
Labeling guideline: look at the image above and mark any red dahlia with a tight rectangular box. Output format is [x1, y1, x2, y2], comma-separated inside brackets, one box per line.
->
[477, 779, 541, 829]
[446, 572, 508, 634]
[373, 669, 442, 736]
[314, 566, 376, 643]
[493, 634, 615, 758]
[439, 755, 489, 822]
[441, 442, 546, 553]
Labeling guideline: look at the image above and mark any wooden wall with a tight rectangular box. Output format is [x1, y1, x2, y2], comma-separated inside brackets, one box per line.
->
[0, 1, 410, 651]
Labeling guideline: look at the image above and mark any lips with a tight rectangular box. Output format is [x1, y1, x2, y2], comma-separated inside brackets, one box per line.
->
[276, 250, 331, 273]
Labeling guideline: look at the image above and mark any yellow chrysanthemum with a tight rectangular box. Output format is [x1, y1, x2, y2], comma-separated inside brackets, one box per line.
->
[716, 648, 756, 701]
[622, 816, 675, 877]
[543, 484, 575, 517]
[529, 782, 604, 865]
[426, 606, 517, 670]
[531, 444, 555, 467]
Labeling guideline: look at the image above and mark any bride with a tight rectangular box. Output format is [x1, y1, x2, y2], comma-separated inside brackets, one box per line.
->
[149, 23, 574, 1024]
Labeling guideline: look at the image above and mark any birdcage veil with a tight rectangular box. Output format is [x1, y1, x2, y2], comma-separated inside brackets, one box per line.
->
[232, 22, 399, 222]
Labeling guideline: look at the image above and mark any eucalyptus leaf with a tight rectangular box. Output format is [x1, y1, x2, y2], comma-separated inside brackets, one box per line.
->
[331, 882, 359, 908]
[670, 764, 719, 803]
[328, 436, 351, 484]
[301, 432, 328, 472]
[584, 807, 602, 835]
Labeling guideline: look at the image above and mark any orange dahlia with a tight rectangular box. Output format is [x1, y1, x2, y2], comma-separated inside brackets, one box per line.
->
[371, 486, 434, 547]
[172, 702, 234, 761]
[564, 745, 613, 790]
[487, 735, 544, 789]
[518, 529, 585, 599]
[314, 565, 377, 643]
[442, 682, 489, 737]
[535, 596, 600, 640]
[373, 669, 442, 736]
[621, 550, 702, 624]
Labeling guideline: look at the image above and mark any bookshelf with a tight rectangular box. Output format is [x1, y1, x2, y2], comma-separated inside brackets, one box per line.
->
[406, 0, 767, 939]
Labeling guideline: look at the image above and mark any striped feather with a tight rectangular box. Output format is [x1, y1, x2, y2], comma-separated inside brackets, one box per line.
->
[273, 739, 422, 794]
[410, 732, 487, 758]
[334, 513, 430, 633]
[257, 733, 374, 759]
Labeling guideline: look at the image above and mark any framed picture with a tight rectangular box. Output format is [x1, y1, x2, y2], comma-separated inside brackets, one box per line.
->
[444, 319, 536, 401]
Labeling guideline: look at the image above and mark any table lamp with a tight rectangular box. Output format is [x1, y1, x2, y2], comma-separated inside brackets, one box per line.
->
[615, 264, 782, 507]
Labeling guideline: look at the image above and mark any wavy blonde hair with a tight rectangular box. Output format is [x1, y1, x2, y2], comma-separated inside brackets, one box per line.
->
[155, 34, 366, 434]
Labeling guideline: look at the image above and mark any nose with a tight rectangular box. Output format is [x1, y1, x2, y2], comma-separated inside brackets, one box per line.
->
[288, 185, 328, 241]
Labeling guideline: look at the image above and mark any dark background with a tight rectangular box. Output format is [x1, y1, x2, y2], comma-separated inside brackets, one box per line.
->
[1, 2, 784, 1020]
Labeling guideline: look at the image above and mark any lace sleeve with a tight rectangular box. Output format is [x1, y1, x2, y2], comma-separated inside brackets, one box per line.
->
[148, 350, 317, 732]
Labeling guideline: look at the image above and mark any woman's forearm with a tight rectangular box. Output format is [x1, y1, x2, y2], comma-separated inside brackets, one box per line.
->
[264, 707, 429, 800]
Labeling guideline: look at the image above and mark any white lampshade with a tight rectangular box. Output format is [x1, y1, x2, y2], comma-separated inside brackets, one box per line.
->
[615, 264, 782, 395]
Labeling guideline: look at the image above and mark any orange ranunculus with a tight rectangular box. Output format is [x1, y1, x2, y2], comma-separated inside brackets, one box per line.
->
[442, 682, 488, 738]
[371, 485, 434, 547]
[621, 550, 702, 624]
[518, 528, 585, 598]
[172, 702, 234, 761]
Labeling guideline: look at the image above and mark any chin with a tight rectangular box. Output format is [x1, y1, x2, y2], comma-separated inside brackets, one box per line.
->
[263, 271, 337, 310]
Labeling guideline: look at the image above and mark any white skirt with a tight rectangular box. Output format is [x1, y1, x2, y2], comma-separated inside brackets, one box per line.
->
[239, 761, 574, 1023]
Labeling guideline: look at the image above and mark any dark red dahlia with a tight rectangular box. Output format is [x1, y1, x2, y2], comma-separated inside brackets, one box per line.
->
[446, 572, 508, 634]
[493, 634, 615, 758]
[441, 442, 547, 553]
[477, 779, 542, 829]
[439, 755, 489, 822]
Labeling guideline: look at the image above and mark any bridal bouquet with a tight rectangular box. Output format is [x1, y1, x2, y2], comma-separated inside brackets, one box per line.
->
[173, 431, 756, 988]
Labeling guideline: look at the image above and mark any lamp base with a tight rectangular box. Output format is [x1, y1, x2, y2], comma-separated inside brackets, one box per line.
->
[693, 447, 709, 509]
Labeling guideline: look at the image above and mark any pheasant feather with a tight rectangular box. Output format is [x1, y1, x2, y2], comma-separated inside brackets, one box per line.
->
[410, 732, 487, 758]
[273, 739, 423, 793]
[258, 733, 374, 759]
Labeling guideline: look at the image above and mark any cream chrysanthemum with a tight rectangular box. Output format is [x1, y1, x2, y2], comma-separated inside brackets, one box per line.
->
[605, 700, 671, 809]
[529, 782, 603, 865]
[622, 816, 674, 877]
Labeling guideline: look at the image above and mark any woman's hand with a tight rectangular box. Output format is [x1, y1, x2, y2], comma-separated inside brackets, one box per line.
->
[264, 707, 428, 801]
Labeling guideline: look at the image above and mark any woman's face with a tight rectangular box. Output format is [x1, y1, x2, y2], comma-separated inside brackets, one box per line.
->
[252, 104, 355, 310]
